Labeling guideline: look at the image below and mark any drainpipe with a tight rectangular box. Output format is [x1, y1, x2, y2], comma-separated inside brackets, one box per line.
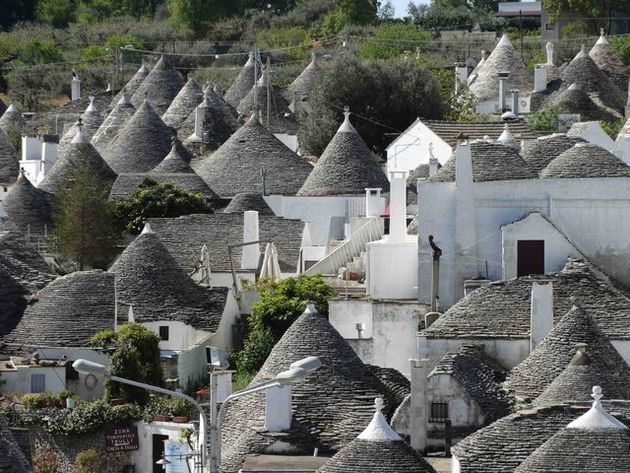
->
[429, 235, 442, 313]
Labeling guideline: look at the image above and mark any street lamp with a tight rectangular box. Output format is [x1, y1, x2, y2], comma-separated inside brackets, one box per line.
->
[72, 359, 209, 472]
[208, 356, 322, 473]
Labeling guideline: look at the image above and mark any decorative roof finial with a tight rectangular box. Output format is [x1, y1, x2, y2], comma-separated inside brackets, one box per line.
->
[338, 106, 355, 133]
[141, 223, 154, 235]
[171, 135, 177, 147]
[428, 142, 435, 159]
[77, 117, 83, 129]
[600, 27, 605, 37]
[374, 397, 384, 412]
[592, 385, 603, 403]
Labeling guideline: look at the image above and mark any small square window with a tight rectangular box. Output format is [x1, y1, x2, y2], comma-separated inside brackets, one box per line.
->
[159, 326, 169, 341]
[429, 402, 449, 422]
[31, 373, 46, 393]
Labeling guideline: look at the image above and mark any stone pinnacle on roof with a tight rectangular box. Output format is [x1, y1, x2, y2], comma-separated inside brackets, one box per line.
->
[566, 386, 628, 430]
[162, 76, 204, 130]
[151, 136, 195, 174]
[497, 123, 515, 144]
[130, 54, 185, 114]
[357, 398, 402, 441]
[224, 51, 257, 108]
[196, 112, 312, 197]
[505, 305, 630, 401]
[57, 98, 104, 156]
[106, 99, 175, 173]
[589, 28, 626, 76]
[297, 107, 389, 196]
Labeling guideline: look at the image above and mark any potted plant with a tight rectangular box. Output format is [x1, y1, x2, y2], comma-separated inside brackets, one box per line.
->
[59, 390, 77, 408]
[170, 398, 192, 423]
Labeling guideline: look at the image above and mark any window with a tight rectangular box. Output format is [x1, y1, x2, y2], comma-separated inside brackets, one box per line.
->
[31, 373, 46, 393]
[517, 240, 545, 277]
[430, 402, 449, 422]
[159, 326, 169, 341]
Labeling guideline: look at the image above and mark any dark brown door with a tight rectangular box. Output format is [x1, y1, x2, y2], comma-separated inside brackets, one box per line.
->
[517, 240, 545, 277]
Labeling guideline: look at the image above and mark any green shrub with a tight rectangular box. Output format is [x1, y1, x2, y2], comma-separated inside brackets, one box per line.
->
[561, 20, 592, 39]
[33, 448, 62, 473]
[527, 105, 560, 132]
[360, 23, 431, 60]
[610, 35, 630, 66]
[256, 27, 310, 61]
[600, 117, 625, 139]
[36, 0, 78, 28]
[76, 449, 105, 473]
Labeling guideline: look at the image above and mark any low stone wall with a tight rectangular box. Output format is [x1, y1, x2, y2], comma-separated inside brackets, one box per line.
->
[31, 427, 133, 473]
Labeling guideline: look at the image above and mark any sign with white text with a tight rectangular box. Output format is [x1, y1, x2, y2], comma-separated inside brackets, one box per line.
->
[104, 424, 139, 452]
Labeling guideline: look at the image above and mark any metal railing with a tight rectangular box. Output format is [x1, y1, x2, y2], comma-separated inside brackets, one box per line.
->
[304, 217, 382, 277]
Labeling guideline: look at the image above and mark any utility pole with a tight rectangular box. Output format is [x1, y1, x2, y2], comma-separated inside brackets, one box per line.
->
[266, 55, 271, 129]
[253, 49, 259, 113]
[519, 10, 524, 57]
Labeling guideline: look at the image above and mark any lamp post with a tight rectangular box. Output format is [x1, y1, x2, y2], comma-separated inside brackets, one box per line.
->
[208, 356, 322, 473]
[72, 359, 209, 472]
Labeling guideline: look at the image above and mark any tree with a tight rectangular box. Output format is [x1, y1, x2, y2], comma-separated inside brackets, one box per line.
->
[298, 54, 445, 156]
[168, 0, 214, 33]
[50, 162, 119, 271]
[378, 0, 395, 20]
[90, 324, 163, 404]
[543, 0, 630, 33]
[0, 0, 37, 30]
[235, 275, 336, 374]
[112, 179, 214, 234]
[36, 0, 78, 28]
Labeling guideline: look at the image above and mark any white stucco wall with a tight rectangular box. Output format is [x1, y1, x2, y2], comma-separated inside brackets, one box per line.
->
[417, 335, 530, 370]
[0, 366, 66, 395]
[501, 212, 580, 280]
[329, 299, 428, 376]
[417, 176, 630, 308]
[142, 321, 210, 352]
[133, 421, 198, 473]
[265, 195, 385, 246]
[367, 237, 418, 300]
[386, 119, 452, 177]
[427, 374, 484, 427]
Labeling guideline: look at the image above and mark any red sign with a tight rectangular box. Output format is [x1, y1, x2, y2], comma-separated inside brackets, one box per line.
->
[104, 424, 139, 452]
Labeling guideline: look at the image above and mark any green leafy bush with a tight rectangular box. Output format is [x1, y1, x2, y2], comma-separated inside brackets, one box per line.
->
[76, 449, 105, 473]
[360, 23, 430, 60]
[33, 448, 63, 473]
[234, 275, 335, 374]
[256, 27, 310, 61]
[600, 117, 625, 139]
[610, 35, 630, 66]
[112, 180, 214, 235]
[527, 105, 560, 132]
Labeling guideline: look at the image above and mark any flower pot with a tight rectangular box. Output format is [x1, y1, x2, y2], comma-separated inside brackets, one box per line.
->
[110, 398, 126, 406]
[155, 415, 172, 422]
[172, 416, 189, 424]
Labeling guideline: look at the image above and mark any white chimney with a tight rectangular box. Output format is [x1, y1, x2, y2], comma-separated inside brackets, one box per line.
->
[498, 72, 509, 111]
[510, 90, 520, 117]
[534, 65, 547, 93]
[388, 171, 407, 242]
[545, 42, 554, 66]
[21, 136, 40, 161]
[365, 188, 382, 217]
[530, 282, 553, 351]
[194, 102, 206, 139]
[455, 63, 468, 84]
[301, 222, 312, 247]
[265, 385, 292, 432]
[241, 210, 260, 270]
[71, 75, 81, 102]
[620, 136, 630, 165]
[41, 135, 59, 173]
[429, 157, 439, 177]
[409, 358, 430, 452]
[455, 139, 473, 187]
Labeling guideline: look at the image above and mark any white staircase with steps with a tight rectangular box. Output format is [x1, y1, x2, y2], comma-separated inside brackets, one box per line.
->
[304, 217, 383, 278]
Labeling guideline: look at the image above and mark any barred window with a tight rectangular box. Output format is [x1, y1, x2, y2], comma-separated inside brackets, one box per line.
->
[430, 402, 449, 422]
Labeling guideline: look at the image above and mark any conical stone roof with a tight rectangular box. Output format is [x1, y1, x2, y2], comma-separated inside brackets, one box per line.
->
[297, 110, 389, 196]
[196, 113, 312, 197]
[505, 306, 630, 401]
[0, 104, 25, 133]
[162, 77, 204, 129]
[179, 86, 237, 149]
[39, 128, 117, 194]
[151, 138, 194, 173]
[224, 52, 256, 108]
[535, 346, 630, 406]
[316, 398, 437, 473]
[236, 70, 295, 133]
[516, 387, 630, 473]
[220, 305, 398, 472]
[0, 128, 18, 183]
[130, 55, 185, 114]
[106, 100, 175, 173]
[224, 192, 274, 215]
[92, 91, 136, 158]
[469, 35, 529, 102]
[560, 47, 625, 112]
[547, 84, 617, 122]
[111, 62, 150, 106]
[1, 172, 52, 234]
[522, 134, 586, 174]
[285, 54, 321, 101]
[109, 225, 225, 331]
[540, 142, 630, 179]
[57, 96, 104, 157]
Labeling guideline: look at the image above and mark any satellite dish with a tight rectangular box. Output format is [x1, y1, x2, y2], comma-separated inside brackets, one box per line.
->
[206, 347, 229, 369]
